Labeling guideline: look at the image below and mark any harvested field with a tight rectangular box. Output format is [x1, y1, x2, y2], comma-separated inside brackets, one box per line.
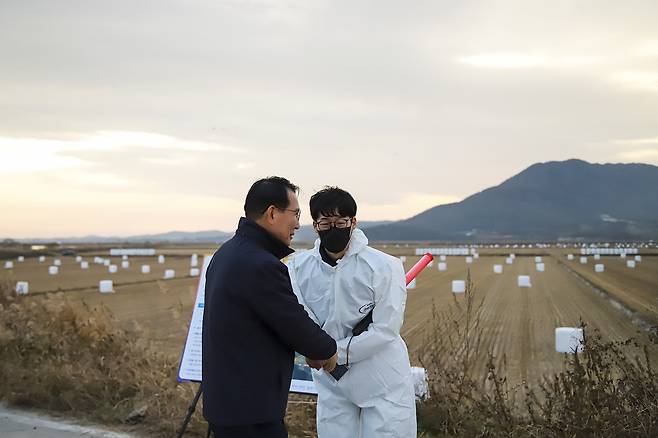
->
[3, 254, 206, 294]
[2, 245, 656, 388]
[399, 253, 658, 386]
[556, 253, 658, 326]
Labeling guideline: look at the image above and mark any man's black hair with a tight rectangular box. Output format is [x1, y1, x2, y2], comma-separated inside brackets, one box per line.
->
[244, 176, 299, 220]
[309, 187, 357, 221]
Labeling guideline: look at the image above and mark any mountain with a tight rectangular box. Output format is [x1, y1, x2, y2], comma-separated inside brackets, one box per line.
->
[365, 159, 658, 242]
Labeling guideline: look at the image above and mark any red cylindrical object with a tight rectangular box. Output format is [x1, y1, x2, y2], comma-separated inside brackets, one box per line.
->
[405, 253, 433, 285]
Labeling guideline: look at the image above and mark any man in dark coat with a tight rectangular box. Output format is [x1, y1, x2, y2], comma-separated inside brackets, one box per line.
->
[203, 176, 338, 438]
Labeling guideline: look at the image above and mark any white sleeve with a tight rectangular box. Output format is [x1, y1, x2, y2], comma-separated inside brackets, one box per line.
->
[335, 258, 406, 364]
[286, 257, 321, 326]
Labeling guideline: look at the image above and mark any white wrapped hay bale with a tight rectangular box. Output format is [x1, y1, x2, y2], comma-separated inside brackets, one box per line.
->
[122, 255, 128, 261]
[15, 281, 29, 295]
[48, 266, 59, 275]
[535, 256, 542, 263]
[510, 253, 516, 259]
[407, 278, 416, 289]
[99, 280, 114, 293]
[17, 256, 25, 262]
[54, 259, 62, 266]
[555, 327, 584, 353]
[141, 265, 151, 274]
[627, 260, 636, 269]
[121, 261, 130, 269]
[473, 253, 479, 259]
[399, 256, 407, 263]
[567, 254, 574, 260]
[80, 261, 89, 269]
[411, 366, 429, 400]
[439, 255, 446, 261]
[452, 280, 466, 293]
[634, 255, 642, 262]
[505, 257, 513, 265]
[465, 256, 473, 264]
[594, 254, 601, 260]
[4, 261, 13, 269]
[438, 262, 447, 271]
[580, 257, 587, 264]
[75, 256, 82, 262]
[38, 256, 46, 262]
[517, 275, 531, 287]
[536, 263, 545, 272]
[158, 255, 165, 264]
[620, 253, 627, 259]
[190, 268, 200, 277]
[103, 260, 111, 267]
[595, 264, 604, 273]
[493, 264, 503, 274]
[164, 269, 175, 279]
[191, 254, 199, 267]
[108, 265, 118, 273]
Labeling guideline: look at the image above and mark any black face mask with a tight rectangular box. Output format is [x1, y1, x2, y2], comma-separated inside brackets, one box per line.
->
[319, 227, 352, 253]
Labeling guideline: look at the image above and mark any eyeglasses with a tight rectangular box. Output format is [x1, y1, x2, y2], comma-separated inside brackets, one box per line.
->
[278, 208, 301, 220]
[314, 217, 353, 231]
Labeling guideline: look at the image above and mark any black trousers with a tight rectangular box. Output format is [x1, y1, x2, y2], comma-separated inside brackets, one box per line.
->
[209, 420, 287, 438]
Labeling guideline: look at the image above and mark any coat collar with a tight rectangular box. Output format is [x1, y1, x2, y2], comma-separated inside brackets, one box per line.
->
[236, 217, 294, 260]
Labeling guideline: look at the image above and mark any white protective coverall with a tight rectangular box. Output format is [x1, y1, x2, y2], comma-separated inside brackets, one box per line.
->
[287, 228, 417, 438]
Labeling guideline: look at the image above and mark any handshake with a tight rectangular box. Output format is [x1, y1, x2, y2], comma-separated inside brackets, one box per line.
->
[305, 351, 338, 372]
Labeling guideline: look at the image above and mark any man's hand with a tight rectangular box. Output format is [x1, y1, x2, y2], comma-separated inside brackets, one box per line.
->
[305, 351, 338, 371]
[305, 357, 325, 370]
[321, 352, 338, 372]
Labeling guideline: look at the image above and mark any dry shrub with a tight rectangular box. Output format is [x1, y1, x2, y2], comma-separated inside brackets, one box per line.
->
[0, 279, 206, 437]
[0, 278, 318, 437]
[524, 328, 658, 437]
[417, 272, 658, 438]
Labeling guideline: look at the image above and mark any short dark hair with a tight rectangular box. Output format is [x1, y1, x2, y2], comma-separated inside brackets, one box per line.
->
[244, 176, 299, 220]
[309, 187, 357, 221]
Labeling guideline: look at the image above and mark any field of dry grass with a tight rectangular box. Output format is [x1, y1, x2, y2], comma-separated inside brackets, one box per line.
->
[1, 244, 656, 437]
[400, 253, 658, 387]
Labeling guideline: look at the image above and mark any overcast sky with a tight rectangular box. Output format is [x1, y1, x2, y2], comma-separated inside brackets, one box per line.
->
[1, 0, 657, 238]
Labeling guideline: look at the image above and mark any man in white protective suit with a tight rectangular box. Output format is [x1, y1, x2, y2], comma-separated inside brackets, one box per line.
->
[287, 187, 417, 438]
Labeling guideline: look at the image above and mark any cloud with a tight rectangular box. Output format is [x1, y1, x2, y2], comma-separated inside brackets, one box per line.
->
[0, 131, 241, 173]
[610, 71, 658, 92]
[0, 139, 86, 172]
[617, 148, 658, 161]
[612, 137, 658, 146]
[459, 53, 547, 69]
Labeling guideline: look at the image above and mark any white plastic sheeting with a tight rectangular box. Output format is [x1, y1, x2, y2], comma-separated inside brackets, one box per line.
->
[518, 275, 531, 287]
[99, 280, 114, 293]
[555, 327, 584, 353]
[452, 280, 466, 293]
[15, 281, 29, 295]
